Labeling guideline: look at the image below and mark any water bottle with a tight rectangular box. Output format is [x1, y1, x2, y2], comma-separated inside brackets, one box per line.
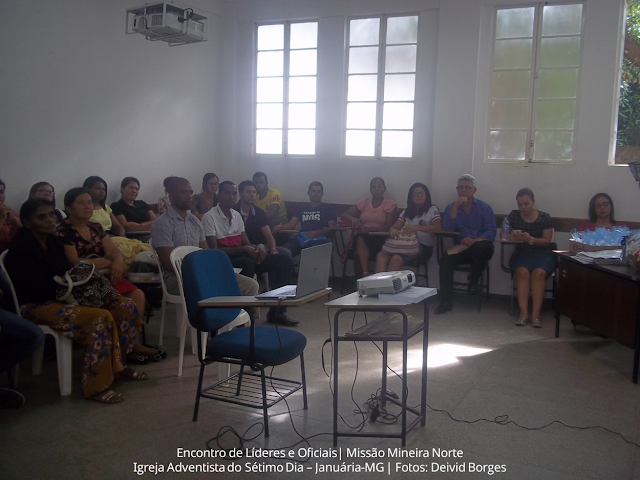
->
[501, 216, 509, 241]
[621, 235, 628, 264]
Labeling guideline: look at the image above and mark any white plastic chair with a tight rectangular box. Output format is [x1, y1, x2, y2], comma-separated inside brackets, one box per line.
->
[0, 250, 73, 396]
[170, 247, 250, 380]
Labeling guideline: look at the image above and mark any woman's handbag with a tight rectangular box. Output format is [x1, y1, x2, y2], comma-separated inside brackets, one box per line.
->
[54, 261, 119, 308]
[381, 233, 420, 256]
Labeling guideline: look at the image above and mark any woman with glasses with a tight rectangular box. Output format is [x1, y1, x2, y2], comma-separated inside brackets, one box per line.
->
[28, 182, 66, 223]
[0, 179, 21, 252]
[577, 193, 626, 231]
[375, 183, 441, 273]
[340, 177, 398, 277]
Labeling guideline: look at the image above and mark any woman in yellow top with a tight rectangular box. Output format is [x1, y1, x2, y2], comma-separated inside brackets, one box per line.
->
[83, 176, 125, 236]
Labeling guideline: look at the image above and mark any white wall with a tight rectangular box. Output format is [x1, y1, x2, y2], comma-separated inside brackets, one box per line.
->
[0, 0, 226, 207]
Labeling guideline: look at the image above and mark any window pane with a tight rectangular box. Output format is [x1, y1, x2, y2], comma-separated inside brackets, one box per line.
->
[538, 69, 578, 98]
[256, 129, 282, 154]
[536, 100, 575, 128]
[257, 77, 283, 102]
[539, 37, 580, 67]
[350, 18, 380, 46]
[491, 100, 530, 129]
[496, 7, 534, 39]
[257, 51, 283, 77]
[288, 130, 315, 155]
[288, 104, 316, 128]
[256, 104, 282, 128]
[488, 130, 526, 160]
[492, 71, 531, 98]
[383, 103, 414, 129]
[289, 77, 316, 102]
[290, 22, 317, 49]
[381, 131, 413, 157]
[494, 39, 532, 69]
[347, 103, 377, 129]
[348, 75, 378, 101]
[542, 4, 583, 36]
[349, 46, 379, 74]
[290, 50, 317, 76]
[257, 24, 284, 50]
[346, 130, 376, 156]
[385, 45, 417, 73]
[384, 74, 415, 101]
[534, 131, 573, 161]
[386, 16, 418, 44]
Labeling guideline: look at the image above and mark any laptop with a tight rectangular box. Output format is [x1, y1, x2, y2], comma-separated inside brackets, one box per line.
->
[255, 242, 333, 299]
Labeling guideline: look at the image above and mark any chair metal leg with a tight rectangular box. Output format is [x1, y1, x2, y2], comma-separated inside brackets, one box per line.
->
[177, 313, 189, 377]
[236, 364, 245, 396]
[510, 274, 515, 316]
[260, 367, 270, 437]
[300, 352, 308, 410]
[192, 363, 206, 421]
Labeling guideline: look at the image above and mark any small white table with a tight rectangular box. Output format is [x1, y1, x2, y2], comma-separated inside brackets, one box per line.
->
[325, 288, 437, 446]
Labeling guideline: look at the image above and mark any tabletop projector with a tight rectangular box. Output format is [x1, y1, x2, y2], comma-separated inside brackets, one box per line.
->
[357, 271, 415, 297]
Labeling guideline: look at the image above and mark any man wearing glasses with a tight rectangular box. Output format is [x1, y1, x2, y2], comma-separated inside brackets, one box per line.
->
[435, 174, 496, 314]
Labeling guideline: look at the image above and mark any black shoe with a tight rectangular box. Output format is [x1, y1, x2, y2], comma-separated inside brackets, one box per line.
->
[467, 283, 480, 296]
[434, 301, 453, 314]
[0, 388, 25, 409]
[267, 312, 300, 326]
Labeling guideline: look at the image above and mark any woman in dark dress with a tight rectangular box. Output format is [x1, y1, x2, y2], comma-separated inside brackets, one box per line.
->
[508, 188, 554, 328]
[5, 199, 148, 403]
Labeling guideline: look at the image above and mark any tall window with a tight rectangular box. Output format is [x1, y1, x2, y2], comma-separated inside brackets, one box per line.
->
[345, 15, 419, 158]
[255, 22, 318, 155]
[488, 3, 583, 163]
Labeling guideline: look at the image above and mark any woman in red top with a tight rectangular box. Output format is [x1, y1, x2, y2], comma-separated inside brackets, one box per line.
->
[577, 193, 627, 231]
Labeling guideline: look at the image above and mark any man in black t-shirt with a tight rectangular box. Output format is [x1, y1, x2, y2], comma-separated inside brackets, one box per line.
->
[234, 180, 297, 326]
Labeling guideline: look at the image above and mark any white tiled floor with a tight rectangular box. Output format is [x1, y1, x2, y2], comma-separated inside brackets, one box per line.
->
[2, 287, 639, 479]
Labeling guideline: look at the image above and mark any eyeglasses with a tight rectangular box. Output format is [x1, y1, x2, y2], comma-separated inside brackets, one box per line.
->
[412, 191, 426, 197]
[37, 188, 54, 195]
[595, 202, 610, 209]
[456, 185, 474, 191]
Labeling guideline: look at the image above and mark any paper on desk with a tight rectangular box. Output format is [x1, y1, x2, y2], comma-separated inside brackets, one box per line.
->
[447, 244, 468, 255]
[574, 249, 622, 264]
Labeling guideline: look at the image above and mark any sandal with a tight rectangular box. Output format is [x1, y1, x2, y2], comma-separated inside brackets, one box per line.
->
[127, 353, 150, 365]
[119, 367, 149, 381]
[140, 345, 167, 362]
[91, 390, 124, 404]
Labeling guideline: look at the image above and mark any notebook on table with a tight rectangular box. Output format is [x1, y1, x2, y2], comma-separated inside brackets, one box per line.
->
[255, 242, 333, 299]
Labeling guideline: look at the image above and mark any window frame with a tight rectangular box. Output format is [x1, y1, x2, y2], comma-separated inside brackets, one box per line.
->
[253, 20, 318, 157]
[343, 13, 420, 160]
[485, 2, 585, 165]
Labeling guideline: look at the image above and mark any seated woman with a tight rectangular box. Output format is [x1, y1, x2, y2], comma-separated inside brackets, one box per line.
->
[376, 183, 440, 273]
[577, 193, 627, 231]
[29, 182, 66, 223]
[508, 188, 554, 328]
[58, 188, 164, 363]
[111, 177, 156, 236]
[5, 199, 148, 403]
[191, 173, 219, 220]
[0, 179, 21, 253]
[341, 177, 398, 276]
[82, 176, 125, 236]
[157, 176, 176, 215]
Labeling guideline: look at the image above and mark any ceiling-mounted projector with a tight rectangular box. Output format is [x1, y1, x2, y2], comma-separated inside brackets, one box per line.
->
[126, 1, 207, 46]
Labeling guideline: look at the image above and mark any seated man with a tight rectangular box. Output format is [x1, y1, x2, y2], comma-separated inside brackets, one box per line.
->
[202, 181, 298, 326]
[435, 174, 496, 314]
[273, 181, 336, 257]
[0, 308, 45, 408]
[149, 177, 258, 299]
[252, 172, 288, 228]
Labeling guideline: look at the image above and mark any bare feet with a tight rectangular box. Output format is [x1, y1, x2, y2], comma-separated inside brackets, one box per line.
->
[90, 389, 124, 404]
[119, 367, 149, 381]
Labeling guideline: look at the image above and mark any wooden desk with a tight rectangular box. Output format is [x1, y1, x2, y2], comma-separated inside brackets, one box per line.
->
[555, 253, 640, 382]
[325, 288, 437, 446]
[198, 287, 332, 308]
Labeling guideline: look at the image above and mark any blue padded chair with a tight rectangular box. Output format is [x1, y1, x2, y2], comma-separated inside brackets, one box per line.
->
[180, 249, 308, 437]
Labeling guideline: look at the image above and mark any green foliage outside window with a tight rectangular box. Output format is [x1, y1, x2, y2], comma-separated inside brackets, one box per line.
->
[618, 0, 640, 146]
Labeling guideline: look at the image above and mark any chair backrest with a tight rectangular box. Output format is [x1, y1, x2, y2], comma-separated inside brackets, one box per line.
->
[180, 249, 242, 332]
[169, 246, 201, 316]
[0, 250, 21, 315]
[148, 238, 177, 298]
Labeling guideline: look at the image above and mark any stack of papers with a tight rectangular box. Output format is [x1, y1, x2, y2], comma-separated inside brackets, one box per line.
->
[574, 250, 622, 265]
